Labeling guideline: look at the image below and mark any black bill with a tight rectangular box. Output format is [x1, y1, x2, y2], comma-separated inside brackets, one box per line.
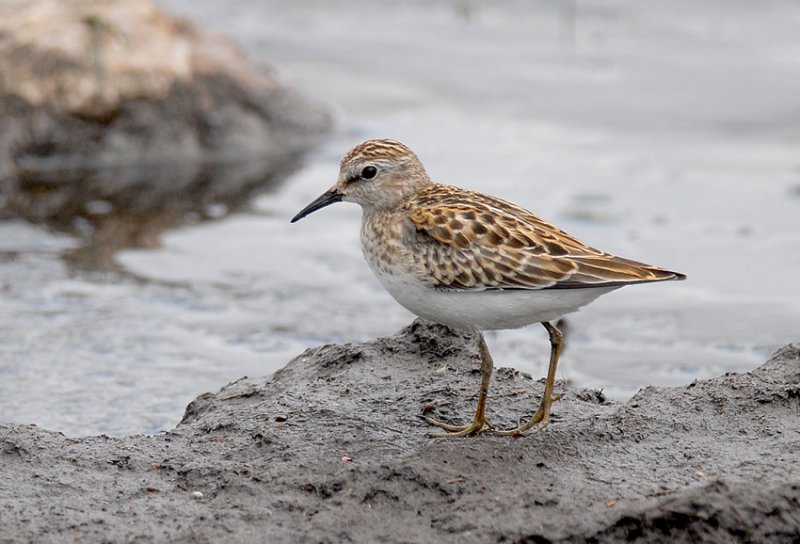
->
[290, 188, 343, 223]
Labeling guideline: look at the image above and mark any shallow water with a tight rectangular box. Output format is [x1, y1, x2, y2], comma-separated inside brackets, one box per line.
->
[2, 0, 799, 436]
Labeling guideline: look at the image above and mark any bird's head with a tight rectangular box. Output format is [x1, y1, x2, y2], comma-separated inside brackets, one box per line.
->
[291, 139, 431, 223]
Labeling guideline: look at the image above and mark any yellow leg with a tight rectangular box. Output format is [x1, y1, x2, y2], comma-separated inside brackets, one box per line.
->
[497, 321, 564, 437]
[426, 332, 494, 438]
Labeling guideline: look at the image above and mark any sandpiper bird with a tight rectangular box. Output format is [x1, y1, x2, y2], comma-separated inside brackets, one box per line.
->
[291, 139, 685, 438]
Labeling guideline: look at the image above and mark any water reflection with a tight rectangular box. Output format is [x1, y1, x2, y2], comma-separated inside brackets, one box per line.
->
[4, 156, 303, 268]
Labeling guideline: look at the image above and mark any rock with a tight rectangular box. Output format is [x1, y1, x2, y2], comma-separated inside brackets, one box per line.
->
[1, 320, 798, 543]
[0, 0, 329, 173]
[0, 0, 330, 265]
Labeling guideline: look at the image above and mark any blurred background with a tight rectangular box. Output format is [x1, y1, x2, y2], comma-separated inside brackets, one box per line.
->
[1, 0, 799, 436]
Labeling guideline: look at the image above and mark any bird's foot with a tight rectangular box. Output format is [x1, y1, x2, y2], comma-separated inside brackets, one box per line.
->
[496, 393, 560, 437]
[495, 411, 550, 437]
[425, 415, 493, 438]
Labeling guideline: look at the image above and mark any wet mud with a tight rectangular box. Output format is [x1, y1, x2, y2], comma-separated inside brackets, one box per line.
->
[1, 320, 798, 543]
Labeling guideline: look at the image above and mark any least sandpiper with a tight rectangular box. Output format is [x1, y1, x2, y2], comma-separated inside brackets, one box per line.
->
[291, 139, 685, 438]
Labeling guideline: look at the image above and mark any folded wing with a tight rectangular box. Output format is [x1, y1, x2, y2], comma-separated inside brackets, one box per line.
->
[406, 185, 684, 291]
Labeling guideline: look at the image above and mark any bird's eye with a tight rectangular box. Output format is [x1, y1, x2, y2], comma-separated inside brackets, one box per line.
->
[361, 166, 378, 180]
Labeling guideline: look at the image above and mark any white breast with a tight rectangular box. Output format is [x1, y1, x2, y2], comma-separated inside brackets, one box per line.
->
[372, 266, 617, 331]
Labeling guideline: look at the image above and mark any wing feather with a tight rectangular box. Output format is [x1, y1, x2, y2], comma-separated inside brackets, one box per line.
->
[405, 184, 684, 291]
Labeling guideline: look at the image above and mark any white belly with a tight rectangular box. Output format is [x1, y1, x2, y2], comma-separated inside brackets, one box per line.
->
[374, 269, 618, 331]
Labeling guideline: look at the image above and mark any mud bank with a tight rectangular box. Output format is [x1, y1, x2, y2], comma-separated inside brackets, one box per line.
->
[1, 321, 799, 543]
